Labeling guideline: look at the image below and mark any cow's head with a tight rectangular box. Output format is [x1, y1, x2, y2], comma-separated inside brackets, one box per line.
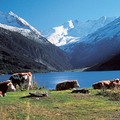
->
[73, 80, 80, 88]
[7, 80, 16, 92]
[115, 78, 120, 83]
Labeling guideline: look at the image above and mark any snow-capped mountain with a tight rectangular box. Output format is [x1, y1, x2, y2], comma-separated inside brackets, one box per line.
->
[0, 11, 72, 73]
[1, 11, 120, 71]
[70, 16, 120, 68]
[0, 11, 47, 43]
[41, 16, 117, 47]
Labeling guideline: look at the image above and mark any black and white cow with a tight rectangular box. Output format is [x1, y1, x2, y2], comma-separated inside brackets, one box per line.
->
[9, 72, 33, 90]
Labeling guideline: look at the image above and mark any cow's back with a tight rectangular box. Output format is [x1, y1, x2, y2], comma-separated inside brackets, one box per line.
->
[56, 81, 78, 90]
[92, 82, 103, 89]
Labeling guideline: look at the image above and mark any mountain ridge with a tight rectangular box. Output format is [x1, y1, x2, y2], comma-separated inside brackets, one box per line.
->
[0, 11, 48, 44]
[0, 11, 72, 74]
[70, 16, 120, 69]
[41, 16, 117, 48]
[1, 11, 120, 72]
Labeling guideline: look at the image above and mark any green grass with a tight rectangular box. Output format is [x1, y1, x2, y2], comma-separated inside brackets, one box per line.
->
[0, 88, 120, 120]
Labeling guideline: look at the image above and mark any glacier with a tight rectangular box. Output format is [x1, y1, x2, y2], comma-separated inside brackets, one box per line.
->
[41, 16, 117, 48]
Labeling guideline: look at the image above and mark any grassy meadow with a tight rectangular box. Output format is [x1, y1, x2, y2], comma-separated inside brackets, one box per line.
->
[0, 88, 120, 120]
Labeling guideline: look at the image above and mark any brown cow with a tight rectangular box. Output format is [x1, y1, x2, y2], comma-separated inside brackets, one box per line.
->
[93, 79, 120, 90]
[0, 80, 16, 97]
[55, 80, 80, 91]
[92, 80, 112, 89]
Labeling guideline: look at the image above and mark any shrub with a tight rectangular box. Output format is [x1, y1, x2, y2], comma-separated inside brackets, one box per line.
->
[96, 89, 120, 101]
[32, 76, 39, 90]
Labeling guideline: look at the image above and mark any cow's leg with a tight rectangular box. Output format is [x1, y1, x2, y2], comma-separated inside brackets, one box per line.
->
[27, 84, 30, 90]
[28, 82, 32, 90]
[2, 93, 5, 97]
[27, 87, 29, 90]
[20, 83, 23, 90]
[0, 94, 3, 97]
[13, 83, 17, 89]
[17, 83, 22, 90]
[0, 91, 3, 97]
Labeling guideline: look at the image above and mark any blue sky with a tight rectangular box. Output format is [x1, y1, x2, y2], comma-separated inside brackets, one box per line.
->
[0, 0, 120, 30]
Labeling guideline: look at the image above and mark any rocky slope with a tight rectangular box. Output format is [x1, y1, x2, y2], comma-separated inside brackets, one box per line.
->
[0, 27, 72, 74]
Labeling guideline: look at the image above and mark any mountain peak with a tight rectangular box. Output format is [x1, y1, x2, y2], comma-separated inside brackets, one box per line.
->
[9, 11, 16, 16]
[99, 16, 107, 22]
[41, 16, 116, 47]
[74, 19, 79, 23]
[63, 20, 74, 29]
[68, 20, 74, 28]
[0, 11, 43, 42]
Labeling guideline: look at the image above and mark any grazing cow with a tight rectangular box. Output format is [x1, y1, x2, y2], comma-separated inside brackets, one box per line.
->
[93, 79, 120, 90]
[9, 72, 32, 90]
[0, 81, 16, 97]
[92, 80, 112, 89]
[55, 80, 80, 91]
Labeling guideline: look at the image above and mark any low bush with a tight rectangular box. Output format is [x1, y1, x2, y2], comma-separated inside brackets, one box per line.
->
[96, 89, 120, 101]
[32, 76, 39, 90]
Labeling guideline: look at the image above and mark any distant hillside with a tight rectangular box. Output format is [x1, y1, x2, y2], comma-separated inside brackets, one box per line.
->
[85, 52, 120, 71]
[69, 16, 120, 69]
[0, 27, 72, 74]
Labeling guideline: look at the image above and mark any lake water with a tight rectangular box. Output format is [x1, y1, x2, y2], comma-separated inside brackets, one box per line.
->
[0, 71, 120, 89]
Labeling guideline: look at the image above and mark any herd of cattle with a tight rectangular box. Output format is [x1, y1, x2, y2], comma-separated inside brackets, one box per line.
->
[0, 72, 120, 97]
[92, 78, 120, 90]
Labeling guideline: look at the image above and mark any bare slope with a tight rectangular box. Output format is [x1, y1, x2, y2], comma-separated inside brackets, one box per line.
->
[0, 27, 72, 74]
